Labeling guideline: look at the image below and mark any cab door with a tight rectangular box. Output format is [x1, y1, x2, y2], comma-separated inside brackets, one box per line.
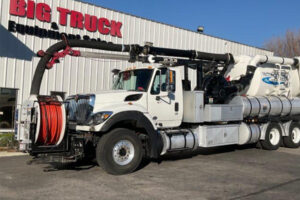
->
[147, 68, 183, 128]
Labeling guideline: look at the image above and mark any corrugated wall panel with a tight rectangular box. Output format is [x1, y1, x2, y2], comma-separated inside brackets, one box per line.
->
[0, 0, 273, 106]
[0, 0, 5, 88]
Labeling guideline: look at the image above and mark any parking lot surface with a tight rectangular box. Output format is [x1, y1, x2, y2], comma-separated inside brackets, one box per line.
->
[1, 146, 300, 200]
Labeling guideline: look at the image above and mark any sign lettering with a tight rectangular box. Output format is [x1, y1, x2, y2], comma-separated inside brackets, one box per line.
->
[9, 0, 123, 38]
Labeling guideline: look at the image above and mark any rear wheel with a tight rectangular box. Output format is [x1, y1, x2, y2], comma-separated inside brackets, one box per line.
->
[96, 128, 143, 175]
[261, 123, 282, 150]
[283, 121, 300, 148]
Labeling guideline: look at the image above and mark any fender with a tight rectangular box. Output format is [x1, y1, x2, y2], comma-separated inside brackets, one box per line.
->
[101, 111, 163, 159]
[260, 122, 270, 140]
[282, 120, 293, 137]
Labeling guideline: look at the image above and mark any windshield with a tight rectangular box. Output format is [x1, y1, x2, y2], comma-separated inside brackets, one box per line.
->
[113, 69, 153, 91]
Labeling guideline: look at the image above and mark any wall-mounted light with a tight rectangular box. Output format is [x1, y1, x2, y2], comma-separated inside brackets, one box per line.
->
[197, 26, 204, 33]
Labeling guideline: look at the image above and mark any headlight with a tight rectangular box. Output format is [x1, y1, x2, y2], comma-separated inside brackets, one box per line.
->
[87, 112, 113, 125]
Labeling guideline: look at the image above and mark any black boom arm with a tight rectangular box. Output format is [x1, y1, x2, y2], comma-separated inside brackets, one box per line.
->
[31, 39, 234, 95]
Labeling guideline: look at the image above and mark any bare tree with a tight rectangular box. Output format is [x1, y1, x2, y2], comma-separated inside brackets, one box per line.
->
[264, 29, 300, 57]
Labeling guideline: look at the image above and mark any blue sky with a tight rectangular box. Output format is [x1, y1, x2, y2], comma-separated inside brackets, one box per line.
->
[83, 0, 300, 48]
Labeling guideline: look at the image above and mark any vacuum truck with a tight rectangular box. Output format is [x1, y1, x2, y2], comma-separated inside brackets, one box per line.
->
[17, 38, 300, 175]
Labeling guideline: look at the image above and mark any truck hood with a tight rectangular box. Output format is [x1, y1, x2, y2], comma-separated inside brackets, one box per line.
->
[94, 90, 144, 104]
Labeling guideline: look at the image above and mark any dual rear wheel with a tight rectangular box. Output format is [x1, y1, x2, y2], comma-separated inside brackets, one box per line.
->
[283, 122, 300, 148]
[261, 122, 300, 150]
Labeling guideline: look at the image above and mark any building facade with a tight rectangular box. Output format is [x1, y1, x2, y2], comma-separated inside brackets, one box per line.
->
[0, 0, 272, 131]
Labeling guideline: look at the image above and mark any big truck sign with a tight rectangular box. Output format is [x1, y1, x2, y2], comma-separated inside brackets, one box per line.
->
[8, 0, 123, 40]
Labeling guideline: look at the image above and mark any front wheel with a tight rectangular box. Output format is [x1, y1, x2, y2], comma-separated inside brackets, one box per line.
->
[96, 128, 143, 175]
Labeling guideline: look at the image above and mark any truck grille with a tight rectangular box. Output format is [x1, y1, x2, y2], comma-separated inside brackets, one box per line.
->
[66, 95, 95, 125]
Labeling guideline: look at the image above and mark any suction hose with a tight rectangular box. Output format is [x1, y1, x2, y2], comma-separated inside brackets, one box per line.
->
[30, 40, 131, 95]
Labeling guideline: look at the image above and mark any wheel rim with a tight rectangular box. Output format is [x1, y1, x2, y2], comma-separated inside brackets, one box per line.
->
[291, 127, 300, 144]
[112, 140, 135, 166]
[269, 128, 280, 146]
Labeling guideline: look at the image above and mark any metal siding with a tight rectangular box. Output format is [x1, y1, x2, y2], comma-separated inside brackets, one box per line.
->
[0, 0, 273, 106]
[0, 0, 4, 87]
[0, 0, 2, 24]
[105, 9, 113, 89]
[60, 0, 70, 94]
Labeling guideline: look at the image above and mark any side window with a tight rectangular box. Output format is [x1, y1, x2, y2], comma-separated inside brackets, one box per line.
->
[151, 71, 160, 95]
[0, 88, 18, 130]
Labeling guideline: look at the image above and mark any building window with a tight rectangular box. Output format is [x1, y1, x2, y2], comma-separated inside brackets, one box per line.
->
[51, 91, 66, 100]
[0, 88, 17, 130]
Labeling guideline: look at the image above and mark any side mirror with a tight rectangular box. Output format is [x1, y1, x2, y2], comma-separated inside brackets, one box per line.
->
[111, 69, 121, 86]
[112, 69, 121, 75]
[112, 75, 119, 85]
[167, 70, 176, 92]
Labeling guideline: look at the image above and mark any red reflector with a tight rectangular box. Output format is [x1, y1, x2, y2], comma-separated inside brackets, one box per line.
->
[37, 50, 45, 57]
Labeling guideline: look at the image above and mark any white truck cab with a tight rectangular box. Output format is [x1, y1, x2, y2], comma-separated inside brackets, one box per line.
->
[72, 66, 183, 133]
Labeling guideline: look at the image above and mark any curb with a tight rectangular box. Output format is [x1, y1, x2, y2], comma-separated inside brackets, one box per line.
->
[0, 152, 28, 158]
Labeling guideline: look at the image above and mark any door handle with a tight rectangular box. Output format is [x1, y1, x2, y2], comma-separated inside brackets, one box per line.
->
[175, 102, 179, 112]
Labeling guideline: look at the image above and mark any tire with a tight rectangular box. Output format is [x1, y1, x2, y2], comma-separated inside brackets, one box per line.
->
[96, 128, 143, 175]
[283, 121, 300, 148]
[260, 123, 282, 150]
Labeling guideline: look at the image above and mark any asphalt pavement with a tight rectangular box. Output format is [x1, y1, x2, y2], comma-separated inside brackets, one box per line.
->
[1, 146, 300, 200]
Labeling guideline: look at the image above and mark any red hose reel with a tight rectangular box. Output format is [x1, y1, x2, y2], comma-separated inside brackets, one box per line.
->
[35, 96, 66, 146]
